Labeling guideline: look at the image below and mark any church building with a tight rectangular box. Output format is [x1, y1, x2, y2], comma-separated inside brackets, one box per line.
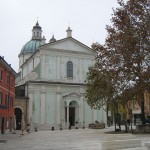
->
[16, 22, 107, 130]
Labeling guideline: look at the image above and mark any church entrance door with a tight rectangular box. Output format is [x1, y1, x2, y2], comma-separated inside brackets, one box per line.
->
[65, 100, 79, 127]
[69, 107, 75, 126]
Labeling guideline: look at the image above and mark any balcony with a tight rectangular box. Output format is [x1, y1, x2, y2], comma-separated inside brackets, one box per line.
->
[0, 104, 8, 109]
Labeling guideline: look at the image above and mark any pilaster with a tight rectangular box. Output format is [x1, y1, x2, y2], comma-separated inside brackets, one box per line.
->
[40, 85, 46, 124]
[28, 90, 33, 124]
[79, 59, 83, 82]
[79, 97, 83, 124]
[56, 56, 60, 80]
[41, 53, 46, 80]
[56, 86, 61, 125]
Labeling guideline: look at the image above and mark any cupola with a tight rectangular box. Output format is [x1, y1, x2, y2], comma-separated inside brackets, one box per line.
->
[32, 21, 42, 40]
[49, 35, 56, 42]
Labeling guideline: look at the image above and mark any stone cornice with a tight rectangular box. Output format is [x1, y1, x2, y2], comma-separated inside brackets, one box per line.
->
[28, 80, 86, 86]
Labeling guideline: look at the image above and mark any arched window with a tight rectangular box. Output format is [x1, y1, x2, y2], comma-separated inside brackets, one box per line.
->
[67, 61, 73, 77]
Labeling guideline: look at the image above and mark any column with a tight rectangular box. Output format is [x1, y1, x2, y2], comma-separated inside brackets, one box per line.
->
[67, 106, 69, 127]
[75, 106, 79, 122]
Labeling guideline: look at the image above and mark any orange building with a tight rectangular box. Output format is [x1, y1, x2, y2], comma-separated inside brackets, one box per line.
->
[0, 56, 17, 134]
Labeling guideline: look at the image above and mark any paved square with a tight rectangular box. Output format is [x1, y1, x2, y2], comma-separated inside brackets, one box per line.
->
[0, 129, 104, 150]
[0, 127, 150, 150]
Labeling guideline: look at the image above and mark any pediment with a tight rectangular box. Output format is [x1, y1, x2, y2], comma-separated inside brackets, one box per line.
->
[63, 92, 81, 98]
[41, 38, 95, 54]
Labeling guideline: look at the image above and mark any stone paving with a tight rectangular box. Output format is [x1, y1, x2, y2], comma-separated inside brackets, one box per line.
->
[0, 126, 150, 150]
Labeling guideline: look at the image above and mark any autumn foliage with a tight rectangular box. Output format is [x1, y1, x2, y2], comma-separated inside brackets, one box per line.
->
[84, 0, 150, 122]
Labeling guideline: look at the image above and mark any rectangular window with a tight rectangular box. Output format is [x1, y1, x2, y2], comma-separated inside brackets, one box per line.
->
[0, 69, 2, 81]
[67, 61, 73, 78]
[5, 94, 9, 107]
[11, 97, 13, 107]
[0, 91, 3, 104]
[9, 97, 11, 107]
[11, 78, 14, 87]
[6, 75, 10, 85]
[9, 96, 13, 107]
[5, 94, 7, 106]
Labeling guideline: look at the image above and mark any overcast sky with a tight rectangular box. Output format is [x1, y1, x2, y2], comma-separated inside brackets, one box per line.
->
[0, 0, 120, 72]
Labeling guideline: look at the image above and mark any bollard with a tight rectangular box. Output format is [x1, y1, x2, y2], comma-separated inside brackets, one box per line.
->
[34, 127, 38, 132]
[51, 126, 54, 131]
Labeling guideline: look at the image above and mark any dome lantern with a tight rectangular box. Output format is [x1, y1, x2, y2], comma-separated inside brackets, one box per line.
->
[32, 21, 42, 40]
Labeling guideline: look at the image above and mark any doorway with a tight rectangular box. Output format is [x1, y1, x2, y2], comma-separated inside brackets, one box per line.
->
[65, 101, 79, 127]
[15, 108, 22, 130]
[1, 118, 5, 134]
[69, 107, 75, 126]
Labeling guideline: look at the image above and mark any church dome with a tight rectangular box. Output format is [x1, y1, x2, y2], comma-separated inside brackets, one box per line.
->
[19, 22, 43, 56]
[20, 39, 41, 55]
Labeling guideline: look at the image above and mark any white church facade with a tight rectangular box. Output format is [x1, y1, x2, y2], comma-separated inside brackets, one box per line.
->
[16, 22, 107, 130]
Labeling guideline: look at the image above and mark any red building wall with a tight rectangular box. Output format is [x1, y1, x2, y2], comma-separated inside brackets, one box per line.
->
[0, 57, 16, 134]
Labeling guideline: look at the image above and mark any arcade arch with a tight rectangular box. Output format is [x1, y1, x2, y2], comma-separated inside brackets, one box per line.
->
[14, 107, 23, 130]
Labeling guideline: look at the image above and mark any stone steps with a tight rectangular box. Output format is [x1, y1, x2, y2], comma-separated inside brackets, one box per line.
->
[102, 139, 142, 150]
[103, 134, 135, 141]
[145, 143, 150, 150]
[118, 147, 147, 150]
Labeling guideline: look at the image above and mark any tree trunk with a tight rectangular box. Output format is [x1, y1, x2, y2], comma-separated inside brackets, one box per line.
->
[140, 92, 145, 124]
[141, 99, 145, 124]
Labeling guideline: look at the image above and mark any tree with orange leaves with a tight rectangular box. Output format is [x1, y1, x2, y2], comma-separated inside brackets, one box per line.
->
[85, 0, 150, 124]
